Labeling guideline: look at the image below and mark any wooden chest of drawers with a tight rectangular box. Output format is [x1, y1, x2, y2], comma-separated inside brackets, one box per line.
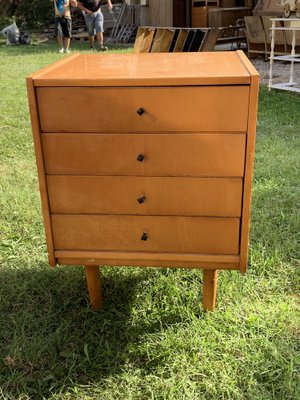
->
[27, 52, 259, 311]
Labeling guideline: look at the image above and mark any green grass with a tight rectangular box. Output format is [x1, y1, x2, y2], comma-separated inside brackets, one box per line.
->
[0, 39, 299, 400]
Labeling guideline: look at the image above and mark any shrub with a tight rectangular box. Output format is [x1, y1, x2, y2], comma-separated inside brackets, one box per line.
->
[15, 0, 53, 29]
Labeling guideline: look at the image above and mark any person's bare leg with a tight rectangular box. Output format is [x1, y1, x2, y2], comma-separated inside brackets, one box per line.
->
[89, 35, 94, 49]
[97, 31, 103, 46]
[57, 36, 64, 52]
[97, 32, 107, 51]
[64, 37, 71, 52]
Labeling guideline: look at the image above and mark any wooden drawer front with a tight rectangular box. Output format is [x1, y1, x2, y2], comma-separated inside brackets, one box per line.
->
[52, 215, 240, 254]
[47, 176, 242, 217]
[42, 133, 246, 177]
[37, 86, 249, 132]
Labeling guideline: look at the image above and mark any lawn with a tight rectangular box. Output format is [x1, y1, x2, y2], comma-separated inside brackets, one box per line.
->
[0, 39, 299, 400]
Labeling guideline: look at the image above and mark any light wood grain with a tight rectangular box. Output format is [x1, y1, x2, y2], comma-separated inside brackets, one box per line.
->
[84, 266, 102, 311]
[27, 51, 259, 311]
[60, 258, 239, 270]
[55, 250, 240, 265]
[56, 251, 240, 270]
[42, 133, 246, 177]
[26, 78, 56, 266]
[37, 86, 249, 132]
[47, 176, 243, 217]
[31, 52, 251, 87]
[203, 269, 218, 311]
[237, 51, 260, 273]
[51, 214, 240, 255]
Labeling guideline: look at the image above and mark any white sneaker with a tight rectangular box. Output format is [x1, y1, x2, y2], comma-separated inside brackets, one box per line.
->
[64, 48, 70, 54]
[58, 48, 64, 53]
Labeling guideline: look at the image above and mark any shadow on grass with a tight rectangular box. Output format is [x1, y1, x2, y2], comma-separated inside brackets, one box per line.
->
[0, 264, 185, 398]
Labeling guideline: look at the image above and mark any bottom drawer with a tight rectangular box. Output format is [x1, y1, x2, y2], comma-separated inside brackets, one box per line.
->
[52, 215, 240, 255]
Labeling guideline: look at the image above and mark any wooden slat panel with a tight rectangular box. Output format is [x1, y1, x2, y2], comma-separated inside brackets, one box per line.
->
[52, 215, 240, 254]
[47, 176, 243, 217]
[150, 29, 165, 52]
[150, 29, 175, 52]
[57, 257, 240, 270]
[42, 133, 246, 177]
[139, 29, 156, 53]
[55, 250, 240, 264]
[133, 27, 146, 53]
[173, 29, 189, 51]
[56, 251, 240, 269]
[37, 86, 249, 132]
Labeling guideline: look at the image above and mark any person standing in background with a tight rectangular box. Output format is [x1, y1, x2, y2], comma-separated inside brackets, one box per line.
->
[77, 0, 113, 51]
[52, 0, 78, 53]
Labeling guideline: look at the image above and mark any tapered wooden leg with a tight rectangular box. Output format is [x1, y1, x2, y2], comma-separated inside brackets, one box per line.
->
[84, 266, 102, 311]
[203, 269, 218, 312]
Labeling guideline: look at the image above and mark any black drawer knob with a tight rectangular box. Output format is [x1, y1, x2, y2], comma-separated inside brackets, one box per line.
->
[141, 232, 148, 241]
[137, 154, 144, 162]
[137, 107, 145, 116]
[137, 195, 146, 204]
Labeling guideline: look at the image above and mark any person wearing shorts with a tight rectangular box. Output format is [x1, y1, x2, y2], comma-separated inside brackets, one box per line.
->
[77, 0, 113, 51]
[52, 0, 77, 53]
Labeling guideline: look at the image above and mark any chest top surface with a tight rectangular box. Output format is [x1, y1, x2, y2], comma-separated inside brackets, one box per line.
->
[29, 51, 258, 87]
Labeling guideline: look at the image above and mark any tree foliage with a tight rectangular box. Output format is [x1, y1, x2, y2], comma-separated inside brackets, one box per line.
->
[17, 0, 53, 28]
[0, 0, 123, 28]
[0, 1, 21, 18]
[0, 0, 52, 28]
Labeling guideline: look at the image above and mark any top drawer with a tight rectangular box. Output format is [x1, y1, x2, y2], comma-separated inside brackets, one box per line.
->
[37, 86, 250, 133]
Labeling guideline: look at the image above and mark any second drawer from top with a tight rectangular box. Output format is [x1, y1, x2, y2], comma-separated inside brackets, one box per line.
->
[42, 133, 246, 177]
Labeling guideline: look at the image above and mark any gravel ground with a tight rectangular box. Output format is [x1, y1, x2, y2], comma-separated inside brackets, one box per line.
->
[215, 44, 300, 88]
[251, 57, 300, 87]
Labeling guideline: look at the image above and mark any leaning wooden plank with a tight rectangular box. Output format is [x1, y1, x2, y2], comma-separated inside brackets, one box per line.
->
[140, 28, 156, 52]
[150, 28, 165, 52]
[200, 28, 219, 51]
[244, 16, 267, 58]
[161, 29, 176, 52]
[151, 29, 175, 53]
[134, 27, 146, 52]
[173, 29, 188, 52]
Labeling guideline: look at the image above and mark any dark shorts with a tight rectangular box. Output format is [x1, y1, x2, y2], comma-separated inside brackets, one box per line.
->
[54, 16, 72, 38]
